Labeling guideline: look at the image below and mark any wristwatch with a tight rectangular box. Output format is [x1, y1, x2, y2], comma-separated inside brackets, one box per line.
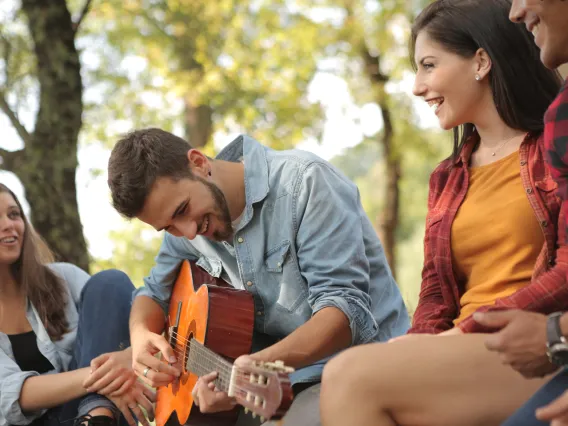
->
[546, 312, 568, 366]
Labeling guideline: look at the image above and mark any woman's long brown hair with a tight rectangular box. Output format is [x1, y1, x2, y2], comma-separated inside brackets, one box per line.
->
[1, 184, 69, 340]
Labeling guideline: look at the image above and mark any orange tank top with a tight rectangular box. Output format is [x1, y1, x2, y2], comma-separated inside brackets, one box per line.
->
[452, 150, 544, 325]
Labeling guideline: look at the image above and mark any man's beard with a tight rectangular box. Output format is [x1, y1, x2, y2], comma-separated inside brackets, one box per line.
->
[197, 176, 234, 241]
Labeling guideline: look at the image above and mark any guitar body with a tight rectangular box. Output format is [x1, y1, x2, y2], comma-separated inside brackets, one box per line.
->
[156, 260, 255, 426]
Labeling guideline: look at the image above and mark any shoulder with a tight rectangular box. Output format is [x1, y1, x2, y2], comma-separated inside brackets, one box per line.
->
[47, 262, 90, 303]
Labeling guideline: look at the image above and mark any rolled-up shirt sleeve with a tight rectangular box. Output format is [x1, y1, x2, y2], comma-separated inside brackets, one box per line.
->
[294, 162, 378, 346]
[133, 233, 198, 315]
[0, 350, 43, 426]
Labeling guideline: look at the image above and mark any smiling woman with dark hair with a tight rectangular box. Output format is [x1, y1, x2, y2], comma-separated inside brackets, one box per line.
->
[0, 184, 153, 426]
[319, 0, 568, 425]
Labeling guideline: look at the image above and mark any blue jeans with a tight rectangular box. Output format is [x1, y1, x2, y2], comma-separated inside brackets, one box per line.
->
[501, 368, 568, 426]
[40, 269, 134, 426]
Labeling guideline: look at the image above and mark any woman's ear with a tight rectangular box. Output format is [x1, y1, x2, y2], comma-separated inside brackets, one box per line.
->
[474, 48, 492, 80]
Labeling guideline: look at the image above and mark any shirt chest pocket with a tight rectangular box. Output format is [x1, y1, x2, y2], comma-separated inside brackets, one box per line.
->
[263, 240, 307, 312]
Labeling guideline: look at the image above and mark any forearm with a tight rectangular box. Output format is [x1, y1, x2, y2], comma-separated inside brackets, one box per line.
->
[253, 307, 351, 369]
[19, 368, 90, 411]
[129, 295, 167, 335]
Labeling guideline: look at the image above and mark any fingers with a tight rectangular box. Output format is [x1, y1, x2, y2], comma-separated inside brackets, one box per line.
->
[133, 361, 179, 388]
[148, 334, 178, 365]
[142, 386, 157, 403]
[109, 376, 136, 397]
[115, 400, 137, 426]
[90, 353, 110, 372]
[84, 359, 113, 389]
[483, 331, 506, 352]
[191, 373, 236, 413]
[473, 310, 517, 329]
[537, 390, 568, 421]
[100, 375, 135, 396]
[135, 388, 155, 422]
[128, 401, 150, 426]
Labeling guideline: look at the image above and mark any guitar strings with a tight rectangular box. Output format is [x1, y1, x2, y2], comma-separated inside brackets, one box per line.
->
[162, 341, 281, 393]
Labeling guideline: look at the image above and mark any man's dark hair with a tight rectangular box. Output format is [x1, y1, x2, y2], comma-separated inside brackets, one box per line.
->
[108, 128, 194, 218]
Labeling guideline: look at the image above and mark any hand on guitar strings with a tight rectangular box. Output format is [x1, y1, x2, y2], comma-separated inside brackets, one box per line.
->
[131, 329, 181, 388]
[191, 371, 238, 413]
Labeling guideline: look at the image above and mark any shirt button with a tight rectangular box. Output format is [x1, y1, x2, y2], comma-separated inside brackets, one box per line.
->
[277, 262, 282, 267]
[256, 311, 263, 316]
[542, 220, 548, 227]
[237, 237, 244, 243]
[520, 160, 527, 166]
[526, 188, 533, 194]
[549, 257, 555, 265]
[246, 281, 253, 287]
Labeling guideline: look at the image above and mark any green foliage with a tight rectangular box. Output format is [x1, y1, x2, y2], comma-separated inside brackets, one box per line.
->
[91, 221, 163, 288]
[79, 0, 329, 150]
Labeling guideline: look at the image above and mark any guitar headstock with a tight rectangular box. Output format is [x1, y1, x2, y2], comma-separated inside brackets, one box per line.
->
[231, 360, 295, 421]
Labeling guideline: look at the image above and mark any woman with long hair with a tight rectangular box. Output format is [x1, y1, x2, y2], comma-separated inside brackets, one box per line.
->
[319, 0, 567, 425]
[0, 184, 155, 426]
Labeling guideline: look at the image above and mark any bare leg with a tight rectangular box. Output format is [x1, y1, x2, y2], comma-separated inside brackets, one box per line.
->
[320, 334, 549, 426]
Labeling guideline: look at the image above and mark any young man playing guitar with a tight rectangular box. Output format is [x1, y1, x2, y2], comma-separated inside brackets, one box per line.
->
[107, 129, 409, 426]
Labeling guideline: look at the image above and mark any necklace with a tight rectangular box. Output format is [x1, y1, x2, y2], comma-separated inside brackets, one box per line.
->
[487, 134, 518, 157]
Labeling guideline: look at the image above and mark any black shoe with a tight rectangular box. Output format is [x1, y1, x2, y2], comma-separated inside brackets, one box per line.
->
[72, 414, 117, 426]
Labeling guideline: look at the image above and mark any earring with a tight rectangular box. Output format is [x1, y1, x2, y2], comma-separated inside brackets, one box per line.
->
[208, 170, 212, 176]
[475, 75, 481, 81]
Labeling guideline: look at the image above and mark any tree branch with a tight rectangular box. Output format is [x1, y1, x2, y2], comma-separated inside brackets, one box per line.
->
[0, 147, 23, 171]
[73, 0, 93, 34]
[0, 90, 31, 144]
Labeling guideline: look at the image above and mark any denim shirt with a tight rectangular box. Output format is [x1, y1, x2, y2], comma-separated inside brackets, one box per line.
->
[135, 135, 409, 384]
[0, 263, 90, 426]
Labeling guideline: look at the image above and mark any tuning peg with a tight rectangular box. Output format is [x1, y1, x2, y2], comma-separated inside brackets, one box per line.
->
[260, 417, 265, 423]
[244, 408, 249, 414]
[252, 412, 257, 419]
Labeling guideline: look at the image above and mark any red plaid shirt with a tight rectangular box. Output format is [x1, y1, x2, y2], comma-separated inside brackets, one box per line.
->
[409, 132, 568, 334]
[545, 78, 568, 223]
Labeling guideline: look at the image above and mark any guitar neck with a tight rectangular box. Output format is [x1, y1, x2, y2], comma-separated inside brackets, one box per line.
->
[185, 339, 234, 393]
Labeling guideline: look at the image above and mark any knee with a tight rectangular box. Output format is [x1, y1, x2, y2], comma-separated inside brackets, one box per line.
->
[322, 349, 362, 398]
[82, 269, 135, 303]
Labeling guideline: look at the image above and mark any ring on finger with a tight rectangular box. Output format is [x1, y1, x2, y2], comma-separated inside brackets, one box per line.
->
[143, 367, 151, 378]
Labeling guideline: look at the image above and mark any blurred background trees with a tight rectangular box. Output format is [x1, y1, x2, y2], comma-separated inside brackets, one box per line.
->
[1, 0, 471, 314]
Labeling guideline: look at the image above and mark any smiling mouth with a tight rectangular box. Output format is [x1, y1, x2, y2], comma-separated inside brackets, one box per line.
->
[426, 97, 444, 114]
[528, 19, 540, 38]
[0, 236, 17, 244]
[198, 215, 209, 235]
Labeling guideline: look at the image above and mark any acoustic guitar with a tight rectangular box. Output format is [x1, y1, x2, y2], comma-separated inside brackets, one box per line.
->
[155, 260, 294, 426]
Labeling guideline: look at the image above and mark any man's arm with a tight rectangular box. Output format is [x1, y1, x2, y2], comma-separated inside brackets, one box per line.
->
[254, 162, 381, 367]
[251, 307, 351, 368]
[129, 233, 198, 387]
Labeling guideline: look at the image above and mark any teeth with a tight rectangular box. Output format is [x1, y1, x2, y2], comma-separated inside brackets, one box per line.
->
[200, 216, 209, 234]
[427, 98, 444, 113]
[0, 237, 16, 243]
[532, 23, 540, 38]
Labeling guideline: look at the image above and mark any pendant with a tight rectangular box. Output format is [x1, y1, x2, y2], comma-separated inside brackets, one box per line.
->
[491, 152, 496, 156]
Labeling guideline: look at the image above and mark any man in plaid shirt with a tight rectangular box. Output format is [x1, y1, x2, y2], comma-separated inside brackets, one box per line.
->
[474, 1, 568, 425]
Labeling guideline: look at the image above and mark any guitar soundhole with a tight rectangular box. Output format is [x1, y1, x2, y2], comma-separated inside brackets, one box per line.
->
[183, 332, 193, 371]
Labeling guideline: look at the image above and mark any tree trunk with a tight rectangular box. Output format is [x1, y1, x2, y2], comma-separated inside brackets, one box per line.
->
[361, 47, 400, 277]
[184, 100, 213, 148]
[377, 98, 400, 275]
[6, 0, 89, 271]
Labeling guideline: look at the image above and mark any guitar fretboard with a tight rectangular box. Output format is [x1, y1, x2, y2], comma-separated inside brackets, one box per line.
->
[185, 339, 234, 393]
